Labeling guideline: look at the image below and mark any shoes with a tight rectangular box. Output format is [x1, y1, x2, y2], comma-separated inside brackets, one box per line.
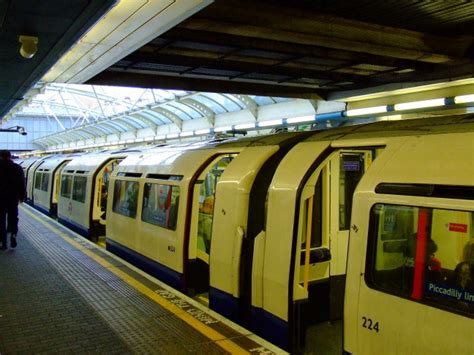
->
[10, 235, 17, 248]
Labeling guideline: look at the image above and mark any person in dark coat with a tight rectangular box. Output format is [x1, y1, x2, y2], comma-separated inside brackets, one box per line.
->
[0, 150, 26, 249]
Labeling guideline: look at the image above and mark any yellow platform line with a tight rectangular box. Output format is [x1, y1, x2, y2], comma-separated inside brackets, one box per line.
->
[22, 207, 250, 354]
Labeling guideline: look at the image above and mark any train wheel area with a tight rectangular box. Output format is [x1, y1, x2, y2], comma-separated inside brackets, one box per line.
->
[0, 205, 284, 354]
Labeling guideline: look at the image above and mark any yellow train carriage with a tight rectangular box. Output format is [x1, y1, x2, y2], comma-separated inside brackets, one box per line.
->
[106, 134, 311, 296]
[259, 115, 474, 352]
[345, 123, 474, 355]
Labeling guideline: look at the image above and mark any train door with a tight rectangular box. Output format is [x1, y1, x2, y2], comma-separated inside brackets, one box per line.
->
[51, 160, 70, 216]
[93, 159, 122, 225]
[356, 199, 473, 354]
[187, 154, 237, 299]
[293, 149, 372, 350]
[27, 160, 44, 203]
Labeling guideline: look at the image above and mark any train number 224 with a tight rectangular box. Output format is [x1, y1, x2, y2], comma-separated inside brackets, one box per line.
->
[362, 316, 380, 332]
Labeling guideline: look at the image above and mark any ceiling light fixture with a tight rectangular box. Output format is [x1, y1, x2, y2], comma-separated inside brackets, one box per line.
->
[454, 94, 474, 104]
[346, 105, 387, 117]
[19, 35, 39, 59]
[394, 98, 445, 111]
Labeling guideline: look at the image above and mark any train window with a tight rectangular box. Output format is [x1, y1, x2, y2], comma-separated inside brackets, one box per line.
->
[339, 153, 365, 230]
[61, 175, 73, 198]
[112, 180, 139, 218]
[142, 183, 180, 230]
[72, 176, 87, 203]
[367, 204, 474, 316]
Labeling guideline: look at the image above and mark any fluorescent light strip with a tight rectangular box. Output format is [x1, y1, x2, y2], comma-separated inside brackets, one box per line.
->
[234, 123, 255, 130]
[454, 94, 474, 104]
[346, 105, 387, 117]
[214, 126, 233, 132]
[179, 131, 194, 137]
[286, 115, 315, 124]
[394, 98, 445, 111]
[258, 119, 283, 127]
[195, 128, 210, 135]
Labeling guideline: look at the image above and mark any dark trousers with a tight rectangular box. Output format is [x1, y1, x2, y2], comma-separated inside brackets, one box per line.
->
[0, 201, 19, 247]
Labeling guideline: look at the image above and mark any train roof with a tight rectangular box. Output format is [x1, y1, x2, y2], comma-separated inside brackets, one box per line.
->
[19, 156, 40, 169]
[36, 154, 78, 170]
[63, 149, 144, 173]
[304, 114, 474, 143]
[116, 131, 314, 176]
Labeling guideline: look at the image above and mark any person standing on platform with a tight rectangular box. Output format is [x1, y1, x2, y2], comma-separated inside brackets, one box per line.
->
[0, 150, 26, 250]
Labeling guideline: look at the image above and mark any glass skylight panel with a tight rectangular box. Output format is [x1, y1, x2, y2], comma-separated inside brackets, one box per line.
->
[166, 102, 202, 119]
[251, 96, 274, 105]
[193, 94, 226, 114]
[203, 93, 241, 112]
[160, 103, 193, 121]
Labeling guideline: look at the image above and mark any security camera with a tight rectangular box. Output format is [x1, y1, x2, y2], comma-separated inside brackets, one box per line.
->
[19, 35, 38, 59]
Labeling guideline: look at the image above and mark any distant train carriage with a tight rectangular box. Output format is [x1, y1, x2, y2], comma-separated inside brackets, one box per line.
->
[58, 150, 138, 241]
[25, 156, 48, 204]
[31, 155, 74, 215]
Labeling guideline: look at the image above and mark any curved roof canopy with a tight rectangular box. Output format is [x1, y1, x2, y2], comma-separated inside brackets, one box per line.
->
[25, 83, 301, 150]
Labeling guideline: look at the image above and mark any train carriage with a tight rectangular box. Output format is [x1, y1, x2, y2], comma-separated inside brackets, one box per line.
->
[31, 155, 74, 215]
[344, 118, 474, 355]
[106, 133, 311, 296]
[58, 150, 139, 241]
[256, 115, 474, 352]
[25, 156, 49, 204]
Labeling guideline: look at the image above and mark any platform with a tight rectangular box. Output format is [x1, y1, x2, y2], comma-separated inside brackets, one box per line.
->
[0, 205, 284, 354]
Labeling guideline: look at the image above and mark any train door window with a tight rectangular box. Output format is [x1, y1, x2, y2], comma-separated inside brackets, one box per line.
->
[96, 159, 122, 221]
[34, 172, 42, 190]
[367, 204, 473, 316]
[41, 172, 49, 191]
[142, 183, 180, 230]
[54, 163, 69, 203]
[297, 165, 330, 290]
[72, 176, 87, 203]
[61, 175, 73, 198]
[112, 180, 139, 218]
[196, 154, 237, 261]
[339, 153, 367, 230]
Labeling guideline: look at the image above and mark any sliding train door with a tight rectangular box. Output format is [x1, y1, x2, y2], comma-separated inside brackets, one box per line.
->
[51, 160, 71, 216]
[187, 154, 237, 300]
[292, 149, 372, 350]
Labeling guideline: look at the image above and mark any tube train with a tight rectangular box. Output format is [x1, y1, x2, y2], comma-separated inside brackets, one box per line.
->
[19, 115, 474, 354]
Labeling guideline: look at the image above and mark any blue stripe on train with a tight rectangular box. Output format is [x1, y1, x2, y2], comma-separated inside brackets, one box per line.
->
[209, 287, 239, 321]
[58, 217, 89, 238]
[209, 287, 289, 351]
[32, 204, 51, 217]
[106, 239, 184, 292]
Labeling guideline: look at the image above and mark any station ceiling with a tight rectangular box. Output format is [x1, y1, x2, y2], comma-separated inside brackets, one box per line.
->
[0, 0, 116, 119]
[1, 0, 474, 122]
[88, 0, 474, 100]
